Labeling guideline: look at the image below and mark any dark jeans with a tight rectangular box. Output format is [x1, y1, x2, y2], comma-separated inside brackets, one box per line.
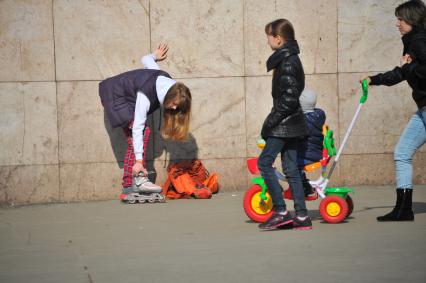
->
[257, 137, 308, 216]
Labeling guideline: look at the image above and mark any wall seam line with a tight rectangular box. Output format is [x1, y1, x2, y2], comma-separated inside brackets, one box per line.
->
[51, 0, 61, 202]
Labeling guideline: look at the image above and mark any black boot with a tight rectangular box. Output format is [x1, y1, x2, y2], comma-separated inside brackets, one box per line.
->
[398, 189, 414, 221]
[377, 189, 414, 222]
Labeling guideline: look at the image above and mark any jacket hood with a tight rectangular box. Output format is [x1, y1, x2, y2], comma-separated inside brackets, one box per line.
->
[305, 108, 326, 129]
[266, 40, 300, 72]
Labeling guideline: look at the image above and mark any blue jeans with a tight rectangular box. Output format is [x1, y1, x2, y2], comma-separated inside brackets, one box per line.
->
[257, 137, 308, 216]
[394, 109, 426, 190]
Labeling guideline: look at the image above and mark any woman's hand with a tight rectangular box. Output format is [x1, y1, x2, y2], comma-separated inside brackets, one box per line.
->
[359, 76, 371, 85]
[132, 161, 148, 176]
[154, 43, 169, 62]
[400, 54, 412, 66]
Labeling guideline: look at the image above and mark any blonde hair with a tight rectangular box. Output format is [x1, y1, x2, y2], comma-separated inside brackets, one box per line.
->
[161, 82, 192, 140]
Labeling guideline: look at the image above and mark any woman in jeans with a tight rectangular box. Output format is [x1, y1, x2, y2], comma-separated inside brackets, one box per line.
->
[361, 0, 426, 221]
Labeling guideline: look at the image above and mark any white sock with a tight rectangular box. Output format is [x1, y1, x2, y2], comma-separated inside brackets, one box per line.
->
[297, 216, 308, 221]
[278, 211, 288, 216]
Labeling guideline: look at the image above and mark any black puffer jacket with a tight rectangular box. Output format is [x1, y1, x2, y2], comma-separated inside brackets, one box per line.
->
[261, 40, 308, 139]
[370, 29, 426, 109]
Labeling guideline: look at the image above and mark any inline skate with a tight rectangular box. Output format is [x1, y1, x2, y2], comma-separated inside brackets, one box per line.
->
[123, 173, 166, 204]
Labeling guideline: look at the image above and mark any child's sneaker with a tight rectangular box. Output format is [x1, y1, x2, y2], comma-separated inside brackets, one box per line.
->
[292, 216, 313, 230]
[302, 179, 315, 197]
[258, 211, 293, 230]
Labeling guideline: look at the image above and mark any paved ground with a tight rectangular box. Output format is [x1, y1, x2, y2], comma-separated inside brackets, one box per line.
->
[1, 185, 425, 283]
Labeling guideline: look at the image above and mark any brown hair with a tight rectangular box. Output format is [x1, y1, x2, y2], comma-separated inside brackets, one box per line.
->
[395, 0, 426, 30]
[161, 82, 192, 141]
[265, 18, 295, 41]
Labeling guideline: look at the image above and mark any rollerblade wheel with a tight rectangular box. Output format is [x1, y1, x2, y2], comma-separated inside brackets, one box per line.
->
[128, 198, 136, 204]
[148, 199, 156, 203]
[138, 199, 146, 203]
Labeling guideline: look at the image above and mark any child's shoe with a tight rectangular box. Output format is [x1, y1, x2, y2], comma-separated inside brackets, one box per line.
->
[303, 179, 315, 197]
[258, 211, 293, 230]
[292, 215, 313, 230]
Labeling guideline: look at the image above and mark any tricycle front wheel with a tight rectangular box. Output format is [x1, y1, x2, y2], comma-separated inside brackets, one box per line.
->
[243, 185, 273, 223]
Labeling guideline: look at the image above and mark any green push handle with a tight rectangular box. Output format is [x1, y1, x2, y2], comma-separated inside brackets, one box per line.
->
[360, 79, 369, 104]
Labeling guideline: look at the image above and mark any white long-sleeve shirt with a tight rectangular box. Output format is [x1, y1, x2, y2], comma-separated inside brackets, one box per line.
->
[133, 54, 176, 160]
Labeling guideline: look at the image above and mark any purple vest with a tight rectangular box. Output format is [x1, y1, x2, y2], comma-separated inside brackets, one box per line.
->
[99, 69, 171, 128]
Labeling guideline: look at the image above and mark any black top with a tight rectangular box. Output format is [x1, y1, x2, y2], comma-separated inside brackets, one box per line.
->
[261, 40, 308, 139]
[99, 69, 171, 128]
[370, 29, 426, 109]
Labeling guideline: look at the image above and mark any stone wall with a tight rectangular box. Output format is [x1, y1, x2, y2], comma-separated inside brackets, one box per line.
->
[1, 0, 425, 205]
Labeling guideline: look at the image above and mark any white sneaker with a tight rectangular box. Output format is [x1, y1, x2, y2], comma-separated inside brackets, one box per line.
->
[133, 176, 162, 193]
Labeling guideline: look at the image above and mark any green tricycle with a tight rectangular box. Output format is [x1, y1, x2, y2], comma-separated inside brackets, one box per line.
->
[243, 80, 369, 224]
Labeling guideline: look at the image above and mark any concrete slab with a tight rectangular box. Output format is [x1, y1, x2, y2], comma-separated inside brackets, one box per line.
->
[1, 186, 425, 283]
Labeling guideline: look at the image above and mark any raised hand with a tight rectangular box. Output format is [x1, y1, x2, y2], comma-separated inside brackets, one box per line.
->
[132, 161, 148, 176]
[154, 43, 169, 61]
[359, 75, 371, 85]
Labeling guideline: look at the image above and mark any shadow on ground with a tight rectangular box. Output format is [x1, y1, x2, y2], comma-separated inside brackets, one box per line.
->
[357, 202, 426, 215]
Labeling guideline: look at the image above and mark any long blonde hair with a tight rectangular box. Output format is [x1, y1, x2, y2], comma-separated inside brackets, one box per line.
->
[161, 82, 192, 140]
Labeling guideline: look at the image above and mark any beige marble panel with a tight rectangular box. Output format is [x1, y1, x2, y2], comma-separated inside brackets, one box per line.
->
[202, 158, 247, 192]
[54, 0, 150, 81]
[338, 0, 403, 72]
[340, 152, 426, 186]
[245, 74, 339, 157]
[338, 73, 422, 155]
[153, 77, 246, 160]
[150, 0, 244, 78]
[413, 153, 426, 185]
[57, 81, 130, 163]
[59, 163, 122, 202]
[0, 82, 58, 166]
[0, 165, 59, 205]
[244, 0, 337, 76]
[0, 0, 55, 81]
[339, 154, 394, 186]
[245, 76, 273, 156]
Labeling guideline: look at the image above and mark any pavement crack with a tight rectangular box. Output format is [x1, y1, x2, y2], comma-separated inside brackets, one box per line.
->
[84, 266, 94, 283]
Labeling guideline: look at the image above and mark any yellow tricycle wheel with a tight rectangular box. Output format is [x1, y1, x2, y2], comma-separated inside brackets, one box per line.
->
[243, 185, 274, 223]
[326, 202, 341, 217]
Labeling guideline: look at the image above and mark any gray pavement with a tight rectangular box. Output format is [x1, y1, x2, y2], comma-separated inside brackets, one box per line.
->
[1, 185, 425, 283]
